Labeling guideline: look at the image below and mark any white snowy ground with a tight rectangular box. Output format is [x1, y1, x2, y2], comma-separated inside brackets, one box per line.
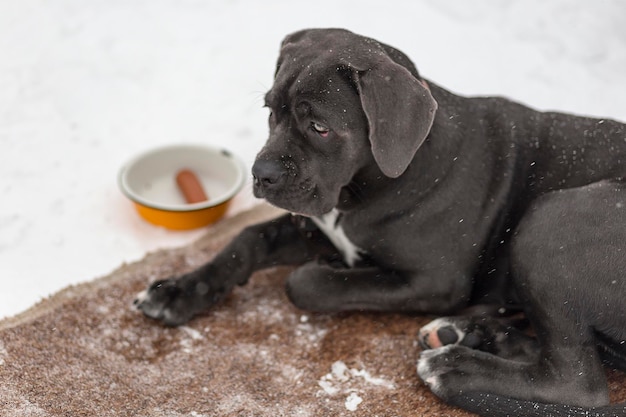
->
[1, 0, 625, 319]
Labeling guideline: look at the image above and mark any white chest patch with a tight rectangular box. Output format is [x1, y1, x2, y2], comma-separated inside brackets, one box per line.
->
[311, 209, 363, 267]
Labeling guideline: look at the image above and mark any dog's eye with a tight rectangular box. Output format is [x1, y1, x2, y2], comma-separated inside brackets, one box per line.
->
[311, 122, 330, 137]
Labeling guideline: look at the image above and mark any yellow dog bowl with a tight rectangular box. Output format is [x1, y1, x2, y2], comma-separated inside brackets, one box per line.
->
[118, 144, 247, 230]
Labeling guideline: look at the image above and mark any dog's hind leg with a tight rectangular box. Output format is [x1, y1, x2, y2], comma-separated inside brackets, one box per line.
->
[417, 311, 626, 417]
[417, 307, 610, 408]
[418, 182, 626, 416]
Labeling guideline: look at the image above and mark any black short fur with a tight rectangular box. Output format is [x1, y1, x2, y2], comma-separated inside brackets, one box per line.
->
[135, 28, 626, 416]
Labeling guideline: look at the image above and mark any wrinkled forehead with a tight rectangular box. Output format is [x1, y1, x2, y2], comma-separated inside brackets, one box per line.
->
[266, 29, 385, 107]
[277, 29, 386, 74]
[264, 63, 356, 118]
[280, 29, 354, 59]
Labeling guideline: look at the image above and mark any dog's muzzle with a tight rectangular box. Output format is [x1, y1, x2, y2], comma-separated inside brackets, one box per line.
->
[252, 159, 288, 197]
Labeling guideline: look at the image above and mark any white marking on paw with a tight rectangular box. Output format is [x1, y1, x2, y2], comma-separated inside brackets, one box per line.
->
[416, 357, 430, 377]
[420, 318, 446, 335]
[312, 209, 363, 267]
[417, 345, 454, 375]
[418, 346, 456, 394]
[417, 348, 439, 377]
[135, 290, 148, 305]
[424, 375, 444, 394]
[419, 318, 466, 347]
[417, 358, 436, 388]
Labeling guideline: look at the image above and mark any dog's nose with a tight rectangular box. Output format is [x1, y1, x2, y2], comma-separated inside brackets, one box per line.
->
[252, 159, 287, 189]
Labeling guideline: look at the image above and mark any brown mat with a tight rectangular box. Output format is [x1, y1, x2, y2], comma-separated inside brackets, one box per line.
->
[1, 204, 624, 417]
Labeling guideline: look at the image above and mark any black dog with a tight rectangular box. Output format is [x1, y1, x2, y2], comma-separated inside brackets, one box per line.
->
[135, 28, 626, 416]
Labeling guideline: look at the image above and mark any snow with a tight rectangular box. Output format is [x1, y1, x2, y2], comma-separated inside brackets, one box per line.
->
[345, 393, 363, 412]
[317, 360, 395, 411]
[1, 0, 626, 319]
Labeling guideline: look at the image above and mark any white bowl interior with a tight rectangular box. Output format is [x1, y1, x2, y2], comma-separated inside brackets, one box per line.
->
[120, 145, 246, 211]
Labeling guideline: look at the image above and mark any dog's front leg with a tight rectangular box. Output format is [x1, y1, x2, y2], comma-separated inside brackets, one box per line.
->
[135, 214, 321, 326]
[285, 263, 470, 313]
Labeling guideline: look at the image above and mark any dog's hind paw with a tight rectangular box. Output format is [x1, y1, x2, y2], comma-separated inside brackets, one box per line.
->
[418, 316, 539, 362]
[417, 346, 446, 390]
[418, 317, 486, 350]
[417, 344, 467, 399]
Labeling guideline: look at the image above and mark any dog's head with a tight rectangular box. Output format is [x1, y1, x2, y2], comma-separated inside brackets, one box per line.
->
[253, 28, 437, 216]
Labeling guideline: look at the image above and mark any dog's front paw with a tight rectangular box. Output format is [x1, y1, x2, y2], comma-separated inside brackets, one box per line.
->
[417, 345, 462, 399]
[134, 275, 222, 326]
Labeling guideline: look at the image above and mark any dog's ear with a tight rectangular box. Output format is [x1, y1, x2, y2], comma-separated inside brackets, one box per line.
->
[353, 61, 437, 178]
[278, 29, 437, 177]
